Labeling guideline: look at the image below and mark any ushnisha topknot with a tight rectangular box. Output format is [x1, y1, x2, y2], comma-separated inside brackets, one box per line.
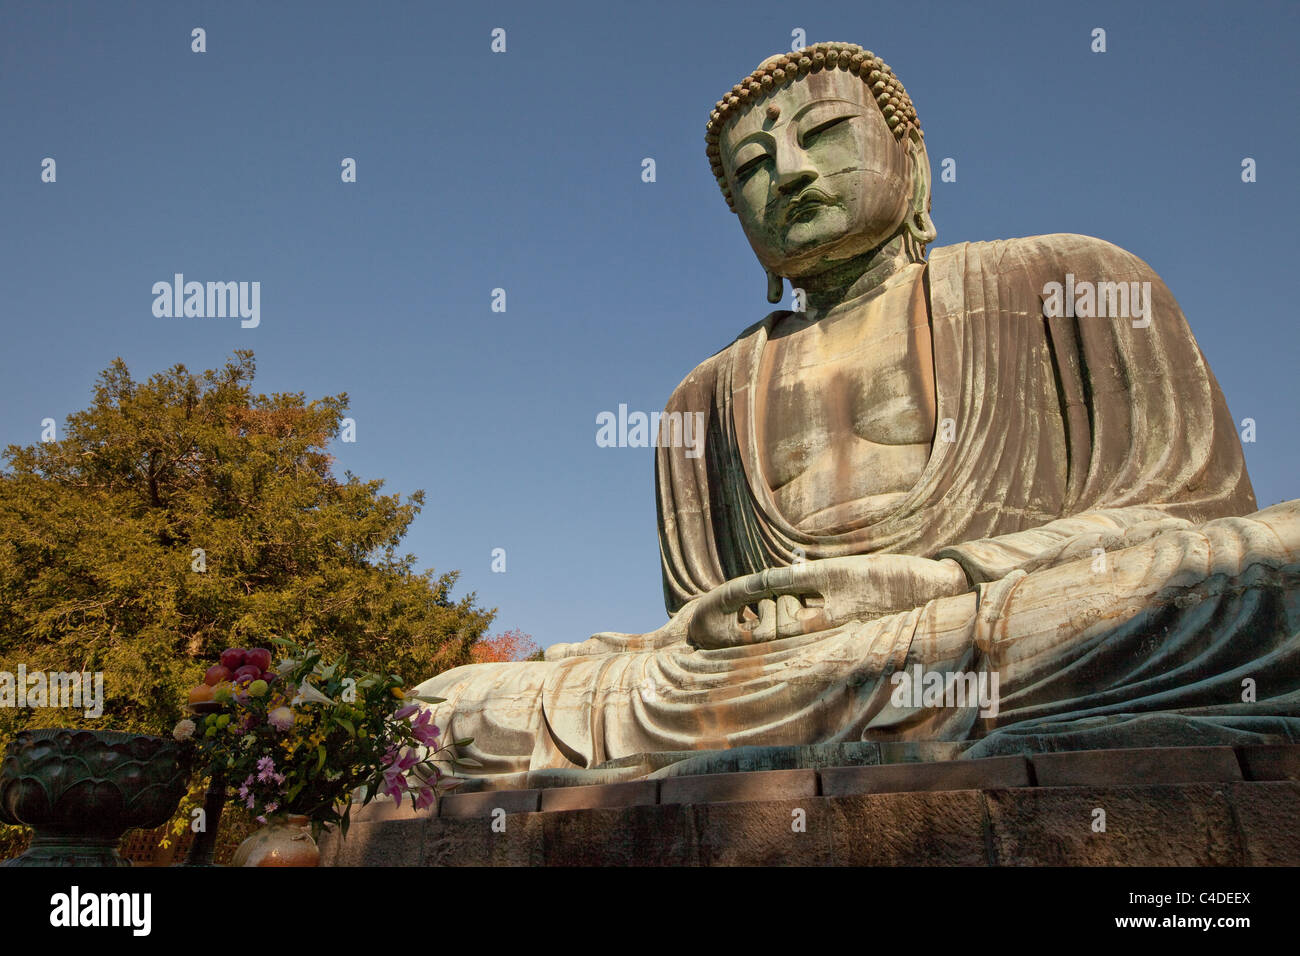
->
[706, 42, 923, 213]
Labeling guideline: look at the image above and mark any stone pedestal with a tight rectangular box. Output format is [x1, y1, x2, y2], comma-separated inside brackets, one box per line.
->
[320, 744, 1300, 866]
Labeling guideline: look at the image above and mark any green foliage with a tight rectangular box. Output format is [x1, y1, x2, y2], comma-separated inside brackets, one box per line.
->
[0, 351, 493, 742]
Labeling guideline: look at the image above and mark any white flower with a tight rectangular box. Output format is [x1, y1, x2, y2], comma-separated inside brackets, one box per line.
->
[291, 678, 335, 706]
[172, 719, 196, 742]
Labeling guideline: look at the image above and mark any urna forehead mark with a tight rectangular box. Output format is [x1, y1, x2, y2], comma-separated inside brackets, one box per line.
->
[720, 76, 877, 163]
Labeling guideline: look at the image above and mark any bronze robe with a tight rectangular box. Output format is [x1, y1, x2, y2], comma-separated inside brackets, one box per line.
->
[418, 234, 1300, 775]
[657, 233, 1255, 605]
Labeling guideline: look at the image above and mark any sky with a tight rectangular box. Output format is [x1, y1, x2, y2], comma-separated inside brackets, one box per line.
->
[1, 0, 1297, 657]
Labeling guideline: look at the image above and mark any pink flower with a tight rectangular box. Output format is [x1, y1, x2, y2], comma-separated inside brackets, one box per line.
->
[268, 706, 295, 731]
[257, 756, 276, 782]
[378, 745, 425, 808]
[413, 785, 436, 812]
[393, 703, 419, 721]
[411, 710, 441, 746]
[381, 770, 407, 807]
[389, 747, 419, 772]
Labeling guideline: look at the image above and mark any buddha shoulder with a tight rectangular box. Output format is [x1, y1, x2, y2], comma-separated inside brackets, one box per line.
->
[660, 311, 790, 410]
[927, 233, 1163, 285]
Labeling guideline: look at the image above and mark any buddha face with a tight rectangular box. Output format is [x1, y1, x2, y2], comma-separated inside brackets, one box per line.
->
[720, 68, 916, 279]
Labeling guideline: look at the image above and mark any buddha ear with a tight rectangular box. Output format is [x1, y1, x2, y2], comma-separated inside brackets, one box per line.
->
[904, 130, 937, 248]
[766, 270, 784, 304]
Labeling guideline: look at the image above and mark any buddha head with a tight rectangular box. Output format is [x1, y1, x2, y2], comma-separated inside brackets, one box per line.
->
[706, 43, 937, 301]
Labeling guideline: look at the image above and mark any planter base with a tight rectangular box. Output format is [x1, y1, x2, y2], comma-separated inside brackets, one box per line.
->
[3, 831, 130, 867]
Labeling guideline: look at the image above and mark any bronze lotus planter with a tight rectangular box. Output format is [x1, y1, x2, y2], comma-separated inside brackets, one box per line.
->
[0, 728, 191, 866]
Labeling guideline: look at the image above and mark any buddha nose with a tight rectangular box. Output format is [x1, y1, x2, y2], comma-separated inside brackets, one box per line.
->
[774, 144, 817, 194]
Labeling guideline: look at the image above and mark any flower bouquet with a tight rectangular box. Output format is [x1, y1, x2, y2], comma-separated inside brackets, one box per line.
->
[176, 637, 471, 839]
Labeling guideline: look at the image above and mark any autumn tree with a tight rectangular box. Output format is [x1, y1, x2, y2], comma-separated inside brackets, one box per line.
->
[0, 351, 493, 740]
[470, 627, 540, 663]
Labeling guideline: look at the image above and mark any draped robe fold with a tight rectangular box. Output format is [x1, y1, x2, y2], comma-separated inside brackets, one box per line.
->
[415, 234, 1300, 775]
[658, 233, 1255, 603]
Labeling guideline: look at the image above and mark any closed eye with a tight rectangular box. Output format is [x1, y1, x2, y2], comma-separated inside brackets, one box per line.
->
[801, 115, 852, 147]
[735, 154, 770, 182]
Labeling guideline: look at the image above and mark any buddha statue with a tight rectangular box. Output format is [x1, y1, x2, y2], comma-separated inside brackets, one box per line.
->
[415, 43, 1300, 779]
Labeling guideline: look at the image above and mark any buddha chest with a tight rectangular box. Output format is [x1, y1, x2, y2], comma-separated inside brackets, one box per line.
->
[754, 264, 936, 533]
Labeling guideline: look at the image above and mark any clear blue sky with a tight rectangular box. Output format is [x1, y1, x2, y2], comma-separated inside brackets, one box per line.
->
[2, 0, 1297, 653]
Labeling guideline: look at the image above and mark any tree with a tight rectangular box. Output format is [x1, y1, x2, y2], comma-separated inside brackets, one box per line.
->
[0, 351, 493, 740]
[470, 627, 540, 663]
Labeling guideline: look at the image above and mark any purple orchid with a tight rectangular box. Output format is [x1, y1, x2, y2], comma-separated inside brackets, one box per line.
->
[411, 709, 441, 746]
[412, 784, 437, 812]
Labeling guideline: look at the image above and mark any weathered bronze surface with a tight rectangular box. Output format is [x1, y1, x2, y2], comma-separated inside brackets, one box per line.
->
[415, 42, 1300, 780]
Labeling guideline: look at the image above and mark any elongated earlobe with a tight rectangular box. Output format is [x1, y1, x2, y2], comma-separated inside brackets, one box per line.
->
[907, 210, 937, 247]
[766, 271, 784, 304]
[904, 132, 937, 250]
